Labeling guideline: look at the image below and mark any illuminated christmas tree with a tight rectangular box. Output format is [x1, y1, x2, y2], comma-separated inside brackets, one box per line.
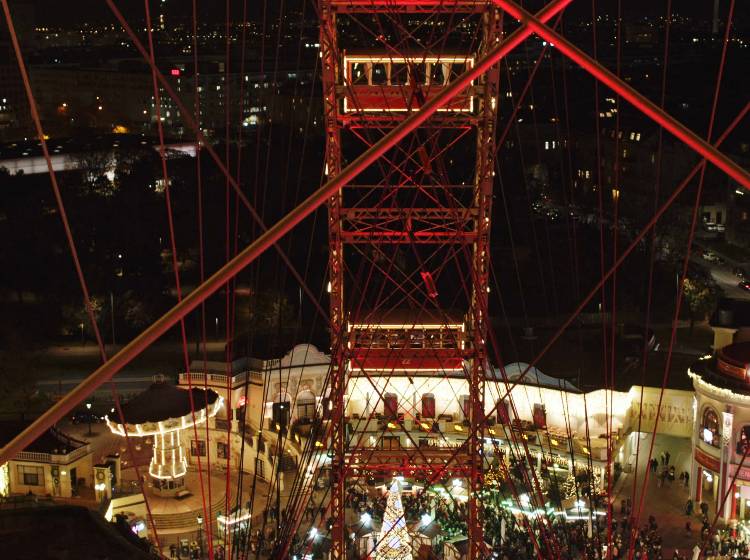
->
[374, 479, 413, 560]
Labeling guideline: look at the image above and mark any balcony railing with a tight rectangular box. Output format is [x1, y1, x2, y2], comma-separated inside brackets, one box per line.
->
[179, 369, 264, 387]
[15, 444, 90, 465]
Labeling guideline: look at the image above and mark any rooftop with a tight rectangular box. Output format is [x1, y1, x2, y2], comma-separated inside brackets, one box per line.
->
[0, 504, 156, 560]
[117, 382, 219, 425]
[0, 422, 86, 456]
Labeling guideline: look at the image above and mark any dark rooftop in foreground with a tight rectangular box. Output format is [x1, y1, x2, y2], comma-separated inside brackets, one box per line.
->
[117, 382, 219, 425]
[0, 504, 156, 560]
[0, 422, 86, 455]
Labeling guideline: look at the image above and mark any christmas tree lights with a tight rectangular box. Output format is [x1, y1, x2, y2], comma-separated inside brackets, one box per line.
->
[374, 480, 413, 560]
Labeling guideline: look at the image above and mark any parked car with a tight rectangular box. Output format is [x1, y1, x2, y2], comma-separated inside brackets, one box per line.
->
[733, 267, 747, 279]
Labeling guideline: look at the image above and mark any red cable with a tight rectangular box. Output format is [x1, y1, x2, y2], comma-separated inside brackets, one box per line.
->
[626, 0, 673, 555]
[190, 0, 216, 554]
[629, 2, 737, 555]
[0, 1, 165, 554]
[143, 3, 214, 557]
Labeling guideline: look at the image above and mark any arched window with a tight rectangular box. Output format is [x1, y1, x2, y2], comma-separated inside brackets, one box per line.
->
[737, 426, 750, 455]
[701, 407, 720, 448]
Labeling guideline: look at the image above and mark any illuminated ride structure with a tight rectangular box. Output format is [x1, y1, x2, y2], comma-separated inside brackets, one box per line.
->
[105, 382, 223, 496]
[0, 0, 749, 559]
[320, 1, 499, 557]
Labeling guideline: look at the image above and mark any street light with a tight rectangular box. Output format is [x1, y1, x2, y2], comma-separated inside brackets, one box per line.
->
[86, 402, 93, 437]
[196, 515, 203, 559]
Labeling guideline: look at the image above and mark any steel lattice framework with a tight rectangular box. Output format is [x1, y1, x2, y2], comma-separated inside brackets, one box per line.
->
[320, 1, 500, 557]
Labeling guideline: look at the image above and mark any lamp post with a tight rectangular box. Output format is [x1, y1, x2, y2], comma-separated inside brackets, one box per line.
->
[86, 402, 93, 436]
[196, 515, 203, 559]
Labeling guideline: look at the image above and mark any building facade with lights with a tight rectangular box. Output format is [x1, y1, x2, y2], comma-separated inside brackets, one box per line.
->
[176, 342, 698, 497]
[689, 342, 750, 522]
[0, 422, 93, 499]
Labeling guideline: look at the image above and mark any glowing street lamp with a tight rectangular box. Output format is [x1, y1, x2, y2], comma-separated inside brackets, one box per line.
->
[86, 402, 93, 436]
[197, 515, 203, 558]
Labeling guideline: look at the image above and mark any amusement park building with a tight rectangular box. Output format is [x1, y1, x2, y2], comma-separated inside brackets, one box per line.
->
[171, 303, 750, 522]
[177, 343, 694, 496]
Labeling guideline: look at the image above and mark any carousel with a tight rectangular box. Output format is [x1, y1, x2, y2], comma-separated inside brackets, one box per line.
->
[105, 381, 223, 496]
[105, 382, 228, 550]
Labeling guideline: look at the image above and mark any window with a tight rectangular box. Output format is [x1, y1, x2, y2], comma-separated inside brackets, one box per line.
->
[257, 434, 266, 454]
[412, 63, 427, 85]
[381, 436, 401, 450]
[391, 63, 409, 85]
[272, 401, 290, 429]
[191, 440, 206, 456]
[533, 404, 547, 429]
[738, 426, 750, 455]
[498, 400, 510, 425]
[351, 62, 368, 85]
[217, 442, 228, 459]
[384, 393, 398, 419]
[17, 465, 43, 486]
[461, 395, 470, 420]
[297, 399, 315, 420]
[701, 408, 720, 448]
[421, 394, 436, 419]
[450, 62, 466, 81]
[429, 62, 446, 85]
[371, 63, 387, 85]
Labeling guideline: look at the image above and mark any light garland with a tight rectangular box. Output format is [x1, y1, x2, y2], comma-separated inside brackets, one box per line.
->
[107, 394, 223, 482]
[105, 396, 224, 437]
[689, 369, 750, 404]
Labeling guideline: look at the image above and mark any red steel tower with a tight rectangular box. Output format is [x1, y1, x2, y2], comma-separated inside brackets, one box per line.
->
[319, 1, 500, 557]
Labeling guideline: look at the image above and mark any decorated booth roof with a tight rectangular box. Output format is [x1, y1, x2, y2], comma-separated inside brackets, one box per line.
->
[117, 382, 219, 425]
[491, 362, 580, 392]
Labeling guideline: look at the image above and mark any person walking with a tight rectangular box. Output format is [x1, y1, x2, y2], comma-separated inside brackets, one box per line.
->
[665, 451, 671, 465]
[686, 499, 693, 516]
[700, 501, 709, 517]
[684, 471, 689, 488]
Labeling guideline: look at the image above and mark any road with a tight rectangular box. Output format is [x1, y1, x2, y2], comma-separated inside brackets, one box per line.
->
[697, 255, 750, 301]
[709, 263, 750, 300]
[29, 340, 229, 404]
